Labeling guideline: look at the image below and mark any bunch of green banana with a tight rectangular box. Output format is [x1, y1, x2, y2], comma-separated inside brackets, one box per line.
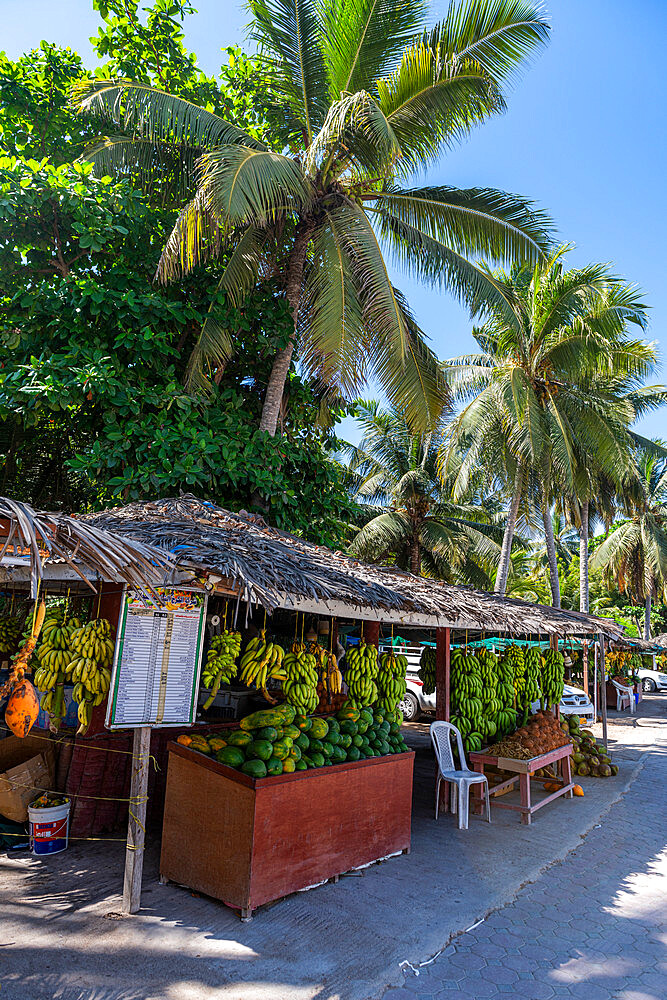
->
[541, 648, 565, 708]
[451, 648, 484, 752]
[418, 646, 436, 695]
[377, 651, 408, 715]
[33, 613, 82, 693]
[282, 646, 319, 713]
[344, 641, 379, 708]
[201, 629, 242, 709]
[523, 646, 543, 703]
[238, 630, 286, 695]
[500, 644, 524, 701]
[0, 615, 23, 654]
[67, 619, 115, 733]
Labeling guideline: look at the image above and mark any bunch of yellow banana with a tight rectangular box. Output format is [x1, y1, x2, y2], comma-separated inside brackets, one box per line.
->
[202, 629, 242, 709]
[0, 615, 23, 654]
[66, 618, 115, 733]
[282, 647, 319, 713]
[238, 630, 286, 692]
[324, 651, 343, 696]
[377, 651, 408, 714]
[345, 641, 379, 707]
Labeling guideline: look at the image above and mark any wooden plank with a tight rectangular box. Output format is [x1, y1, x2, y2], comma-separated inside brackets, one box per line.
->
[122, 725, 151, 914]
[599, 633, 608, 748]
[435, 627, 450, 722]
[582, 640, 589, 698]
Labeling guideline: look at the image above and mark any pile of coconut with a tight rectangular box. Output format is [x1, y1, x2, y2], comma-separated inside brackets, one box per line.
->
[562, 714, 618, 777]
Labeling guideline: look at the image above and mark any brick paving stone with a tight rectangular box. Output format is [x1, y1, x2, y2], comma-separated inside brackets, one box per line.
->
[382, 712, 667, 1000]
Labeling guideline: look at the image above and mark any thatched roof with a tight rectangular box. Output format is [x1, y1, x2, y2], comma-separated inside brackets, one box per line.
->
[0, 497, 175, 596]
[83, 495, 623, 637]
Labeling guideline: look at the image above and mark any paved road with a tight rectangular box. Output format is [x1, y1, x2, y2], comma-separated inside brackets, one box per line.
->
[381, 706, 667, 1000]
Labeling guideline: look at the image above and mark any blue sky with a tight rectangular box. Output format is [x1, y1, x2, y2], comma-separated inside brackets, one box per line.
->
[5, 0, 666, 443]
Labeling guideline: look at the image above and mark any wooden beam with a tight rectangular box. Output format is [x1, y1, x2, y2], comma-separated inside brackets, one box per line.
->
[435, 627, 450, 721]
[364, 620, 380, 648]
[122, 725, 151, 915]
[598, 633, 608, 750]
[582, 640, 589, 698]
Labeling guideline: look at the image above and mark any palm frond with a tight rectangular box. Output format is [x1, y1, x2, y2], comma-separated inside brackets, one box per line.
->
[77, 135, 199, 199]
[303, 90, 401, 178]
[157, 190, 226, 282]
[321, 0, 428, 98]
[73, 80, 264, 150]
[348, 510, 411, 561]
[248, 0, 329, 142]
[197, 145, 312, 225]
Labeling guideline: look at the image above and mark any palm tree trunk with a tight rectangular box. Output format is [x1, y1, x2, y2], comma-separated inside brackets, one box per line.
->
[644, 566, 652, 640]
[495, 464, 523, 595]
[541, 491, 561, 609]
[410, 532, 421, 575]
[258, 221, 313, 436]
[579, 499, 589, 614]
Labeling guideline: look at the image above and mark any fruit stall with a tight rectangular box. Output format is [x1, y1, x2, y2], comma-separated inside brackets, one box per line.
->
[0, 495, 629, 918]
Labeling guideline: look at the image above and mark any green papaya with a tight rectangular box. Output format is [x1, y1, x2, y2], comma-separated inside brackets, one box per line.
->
[339, 720, 358, 736]
[310, 751, 325, 767]
[326, 730, 341, 745]
[295, 732, 310, 751]
[308, 737, 324, 754]
[337, 706, 360, 721]
[331, 745, 346, 762]
[241, 759, 267, 778]
[310, 718, 329, 739]
[346, 746, 361, 762]
[338, 733, 352, 749]
[216, 747, 245, 768]
[282, 758, 296, 773]
[246, 739, 273, 761]
[266, 756, 284, 776]
[295, 759, 308, 771]
[271, 737, 293, 760]
[257, 726, 279, 742]
[352, 734, 364, 747]
[282, 724, 301, 740]
[294, 715, 312, 732]
[240, 709, 286, 731]
[278, 703, 297, 724]
[326, 718, 340, 733]
[225, 730, 253, 747]
[289, 744, 302, 761]
[320, 741, 334, 758]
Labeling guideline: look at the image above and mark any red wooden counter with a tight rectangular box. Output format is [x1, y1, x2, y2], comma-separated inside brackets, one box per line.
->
[160, 742, 415, 919]
[468, 743, 574, 825]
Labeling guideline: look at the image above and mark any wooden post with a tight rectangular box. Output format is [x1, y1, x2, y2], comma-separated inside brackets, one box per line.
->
[122, 725, 151, 914]
[364, 621, 380, 648]
[435, 627, 450, 721]
[598, 633, 608, 750]
[582, 640, 589, 698]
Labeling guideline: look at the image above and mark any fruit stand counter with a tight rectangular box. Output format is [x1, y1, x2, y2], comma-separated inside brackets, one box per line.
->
[160, 742, 415, 919]
[469, 744, 574, 825]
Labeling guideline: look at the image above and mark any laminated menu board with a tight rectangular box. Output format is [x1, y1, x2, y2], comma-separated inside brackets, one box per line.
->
[106, 588, 208, 729]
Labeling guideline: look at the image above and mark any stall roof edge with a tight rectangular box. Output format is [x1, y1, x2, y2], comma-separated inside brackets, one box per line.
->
[72, 494, 624, 638]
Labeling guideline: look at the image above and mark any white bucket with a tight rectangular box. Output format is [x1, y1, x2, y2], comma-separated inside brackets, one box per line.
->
[28, 797, 71, 855]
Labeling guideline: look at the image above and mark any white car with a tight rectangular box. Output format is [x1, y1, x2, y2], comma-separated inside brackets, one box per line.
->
[399, 669, 436, 721]
[554, 684, 595, 722]
[636, 667, 667, 693]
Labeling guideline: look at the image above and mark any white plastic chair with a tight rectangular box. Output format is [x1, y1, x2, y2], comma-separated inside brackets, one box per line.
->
[430, 721, 491, 829]
[612, 680, 635, 714]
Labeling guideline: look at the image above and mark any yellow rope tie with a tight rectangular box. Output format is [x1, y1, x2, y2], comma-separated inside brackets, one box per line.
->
[0, 724, 160, 765]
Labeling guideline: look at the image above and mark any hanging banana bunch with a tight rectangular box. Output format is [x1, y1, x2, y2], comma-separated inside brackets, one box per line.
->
[542, 648, 565, 708]
[324, 651, 343, 697]
[418, 646, 436, 695]
[282, 644, 319, 713]
[238, 629, 286, 700]
[202, 628, 242, 709]
[377, 650, 407, 719]
[344, 641, 379, 708]
[33, 608, 83, 730]
[67, 618, 115, 734]
[450, 648, 484, 753]
[0, 614, 23, 655]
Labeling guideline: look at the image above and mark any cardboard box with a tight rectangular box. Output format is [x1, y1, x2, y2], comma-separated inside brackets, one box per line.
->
[0, 734, 56, 823]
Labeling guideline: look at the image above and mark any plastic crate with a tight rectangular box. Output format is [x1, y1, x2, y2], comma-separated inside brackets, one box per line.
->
[197, 687, 253, 721]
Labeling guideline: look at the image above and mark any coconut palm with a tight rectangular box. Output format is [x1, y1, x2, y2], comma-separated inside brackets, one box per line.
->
[441, 249, 652, 606]
[74, 0, 552, 435]
[591, 445, 667, 640]
[343, 401, 503, 585]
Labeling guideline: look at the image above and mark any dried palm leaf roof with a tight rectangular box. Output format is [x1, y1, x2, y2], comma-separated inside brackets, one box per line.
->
[83, 495, 623, 637]
[0, 497, 175, 596]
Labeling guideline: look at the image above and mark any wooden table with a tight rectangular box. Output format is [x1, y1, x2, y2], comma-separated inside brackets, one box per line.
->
[160, 743, 415, 919]
[468, 744, 574, 825]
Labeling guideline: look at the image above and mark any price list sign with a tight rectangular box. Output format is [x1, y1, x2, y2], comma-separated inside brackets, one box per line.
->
[107, 588, 208, 729]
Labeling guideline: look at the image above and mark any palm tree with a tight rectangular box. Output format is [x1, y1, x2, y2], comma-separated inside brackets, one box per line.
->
[344, 401, 502, 585]
[441, 249, 652, 607]
[74, 0, 553, 436]
[591, 445, 667, 640]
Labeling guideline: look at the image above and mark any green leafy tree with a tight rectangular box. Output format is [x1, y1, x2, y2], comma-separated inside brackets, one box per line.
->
[75, 0, 553, 435]
[442, 249, 653, 606]
[591, 447, 667, 639]
[343, 401, 502, 585]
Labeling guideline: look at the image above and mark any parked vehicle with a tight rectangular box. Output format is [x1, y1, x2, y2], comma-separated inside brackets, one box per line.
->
[636, 667, 667, 692]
